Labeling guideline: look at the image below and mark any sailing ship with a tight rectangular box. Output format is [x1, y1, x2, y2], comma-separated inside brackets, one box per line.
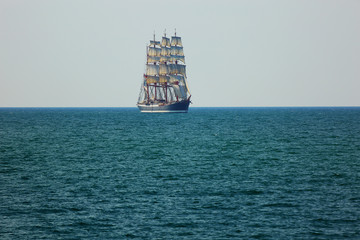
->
[137, 30, 191, 113]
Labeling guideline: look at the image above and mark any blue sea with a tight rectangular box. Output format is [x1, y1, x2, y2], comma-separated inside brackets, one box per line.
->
[1, 107, 359, 239]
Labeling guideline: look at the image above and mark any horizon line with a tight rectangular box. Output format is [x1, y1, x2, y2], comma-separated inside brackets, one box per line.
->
[0, 106, 359, 108]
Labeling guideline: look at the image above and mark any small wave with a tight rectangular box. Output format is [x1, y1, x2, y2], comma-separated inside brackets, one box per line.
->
[163, 222, 196, 228]
[240, 190, 264, 195]
[261, 203, 299, 208]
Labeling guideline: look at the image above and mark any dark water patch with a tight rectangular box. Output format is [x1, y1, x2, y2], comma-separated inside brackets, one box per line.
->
[240, 190, 264, 195]
[67, 207, 83, 212]
[251, 233, 271, 239]
[261, 203, 300, 208]
[37, 208, 67, 215]
[163, 222, 196, 228]
[124, 233, 137, 238]
[20, 175, 30, 180]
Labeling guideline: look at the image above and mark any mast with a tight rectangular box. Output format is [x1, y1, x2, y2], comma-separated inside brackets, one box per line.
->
[160, 29, 171, 103]
[169, 30, 190, 101]
[146, 45, 150, 103]
[153, 32, 156, 101]
[142, 31, 162, 103]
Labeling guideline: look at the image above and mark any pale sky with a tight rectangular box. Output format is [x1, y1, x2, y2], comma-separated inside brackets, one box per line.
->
[0, 0, 359, 107]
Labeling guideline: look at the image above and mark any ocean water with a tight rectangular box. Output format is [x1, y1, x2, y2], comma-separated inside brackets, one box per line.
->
[0, 107, 359, 239]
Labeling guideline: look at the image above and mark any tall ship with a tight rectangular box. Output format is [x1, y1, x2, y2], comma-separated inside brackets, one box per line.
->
[137, 31, 191, 113]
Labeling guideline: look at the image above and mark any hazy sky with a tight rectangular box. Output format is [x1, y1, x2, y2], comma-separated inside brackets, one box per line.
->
[1, 0, 359, 107]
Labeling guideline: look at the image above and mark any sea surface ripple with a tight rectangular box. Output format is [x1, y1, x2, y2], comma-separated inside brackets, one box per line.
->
[1, 107, 359, 239]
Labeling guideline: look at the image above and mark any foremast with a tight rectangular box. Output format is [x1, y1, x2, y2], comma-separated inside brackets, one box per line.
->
[138, 30, 191, 105]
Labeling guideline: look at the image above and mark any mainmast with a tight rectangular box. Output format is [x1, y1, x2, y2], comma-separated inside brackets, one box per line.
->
[159, 29, 171, 103]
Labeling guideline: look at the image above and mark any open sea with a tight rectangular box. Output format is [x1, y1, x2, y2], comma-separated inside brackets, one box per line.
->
[0, 107, 359, 239]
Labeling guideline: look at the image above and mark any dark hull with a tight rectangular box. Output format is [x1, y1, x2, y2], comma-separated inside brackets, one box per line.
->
[137, 100, 190, 113]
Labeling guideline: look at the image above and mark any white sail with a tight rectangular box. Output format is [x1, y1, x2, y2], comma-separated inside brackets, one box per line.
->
[172, 85, 182, 98]
[169, 75, 185, 84]
[161, 37, 170, 47]
[171, 36, 182, 47]
[150, 40, 160, 47]
[146, 64, 159, 76]
[170, 55, 185, 64]
[147, 56, 160, 63]
[159, 64, 170, 75]
[170, 46, 184, 56]
[160, 55, 171, 62]
[148, 46, 161, 57]
[146, 75, 159, 83]
[160, 47, 171, 63]
[161, 47, 171, 56]
[173, 85, 187, 99]
[170, 75, 189, 95]
[184, 79, 191, 96]
[179, 85, 187, 97]
[159, 75, 169, 83]
[169, 64, 186, 76]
